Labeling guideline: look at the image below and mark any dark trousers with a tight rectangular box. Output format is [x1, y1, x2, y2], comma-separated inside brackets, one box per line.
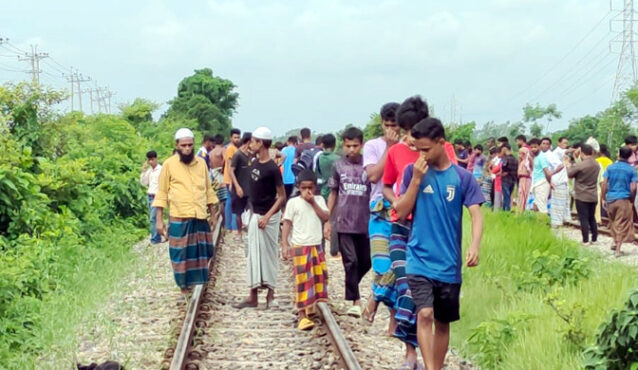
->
[337, 232, 371, 301]
[575, 200, 598, 243]
[502, 182, 515, 211]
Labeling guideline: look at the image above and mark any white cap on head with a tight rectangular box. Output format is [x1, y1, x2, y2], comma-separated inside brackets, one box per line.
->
[175, 128, 195, 141]
[252, 126, 273, 140]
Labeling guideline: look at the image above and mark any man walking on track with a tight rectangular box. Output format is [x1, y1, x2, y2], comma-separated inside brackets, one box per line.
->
[601, 146, 637, 257]
[140, 150, 163, 244]
[234, 126, 287, 309]
[327, 126, 371, 317]
[153, 128, 219, 294]
[362, 102, 400, 329]
[395, 117, 484, 370]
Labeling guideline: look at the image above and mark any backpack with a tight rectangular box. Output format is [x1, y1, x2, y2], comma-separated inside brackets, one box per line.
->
[292, 147, 322, 177]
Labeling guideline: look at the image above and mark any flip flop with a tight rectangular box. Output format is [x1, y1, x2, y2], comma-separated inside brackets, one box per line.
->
[362, 305, 376, 323]
[298, 317, 314, 330]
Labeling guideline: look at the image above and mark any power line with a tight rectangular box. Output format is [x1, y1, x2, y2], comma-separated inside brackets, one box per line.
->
[507, 10, 612, 103]
[527, 31, 612, 103]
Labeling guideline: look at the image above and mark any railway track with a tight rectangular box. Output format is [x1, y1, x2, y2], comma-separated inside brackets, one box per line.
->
[564, 212, 638, 239]
[164, 221, 361, 370]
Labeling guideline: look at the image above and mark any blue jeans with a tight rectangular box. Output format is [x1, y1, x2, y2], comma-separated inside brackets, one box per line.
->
[502, 182, 515, 211]
[148, 195, 162, 243]
[224, 185, 238, 230]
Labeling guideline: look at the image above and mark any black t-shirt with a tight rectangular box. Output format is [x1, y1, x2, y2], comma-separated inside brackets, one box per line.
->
[249, 159, 283, 214]
[231, 150, 252, 196]
[501, 155, 519, 185]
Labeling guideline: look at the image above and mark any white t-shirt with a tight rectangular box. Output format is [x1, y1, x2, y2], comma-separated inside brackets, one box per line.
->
[283, 196, 328, 246]
[546, 150, 568, 185]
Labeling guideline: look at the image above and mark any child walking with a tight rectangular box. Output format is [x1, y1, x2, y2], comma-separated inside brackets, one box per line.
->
[326, 127, 371, 317]
[282, 169, 330, 330]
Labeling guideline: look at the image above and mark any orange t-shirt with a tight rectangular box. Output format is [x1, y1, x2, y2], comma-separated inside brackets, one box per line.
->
[223, 145, 238, 185]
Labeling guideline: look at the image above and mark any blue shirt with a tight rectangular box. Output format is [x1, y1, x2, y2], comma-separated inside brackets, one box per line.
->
[400, 164, 484, 284]
[604, 160, 638, 203]
[281, 145, 296, 184]
[532, 151, 549, 185]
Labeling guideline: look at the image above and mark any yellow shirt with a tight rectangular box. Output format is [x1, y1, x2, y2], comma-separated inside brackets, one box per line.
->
[223, 145, 238, 185]
[596, 157, 613, 172]
[152, 155, 219, 219]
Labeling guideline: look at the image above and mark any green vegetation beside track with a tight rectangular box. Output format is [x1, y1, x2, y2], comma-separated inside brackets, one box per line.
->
[454, 211, 637, 369]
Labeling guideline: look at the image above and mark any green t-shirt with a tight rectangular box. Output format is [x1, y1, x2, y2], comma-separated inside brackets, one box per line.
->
[317, 151, 341, 199]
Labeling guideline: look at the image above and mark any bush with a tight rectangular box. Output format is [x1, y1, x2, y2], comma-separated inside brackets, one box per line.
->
[584, 289, 638, 369]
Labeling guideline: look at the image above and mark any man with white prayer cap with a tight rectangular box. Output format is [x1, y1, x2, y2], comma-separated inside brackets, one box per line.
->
[233, 126, 287, 309]
[153, 128, 219, 293]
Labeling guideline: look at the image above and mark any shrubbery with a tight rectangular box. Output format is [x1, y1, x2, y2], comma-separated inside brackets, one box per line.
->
[0, 83, 178, 365]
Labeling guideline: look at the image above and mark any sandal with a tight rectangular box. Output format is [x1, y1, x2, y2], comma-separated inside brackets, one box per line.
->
[362, 305, 376, 323]
[232, 299, 258, 309]
[347, 305, 362, 318]
[298, 317, 314, 331]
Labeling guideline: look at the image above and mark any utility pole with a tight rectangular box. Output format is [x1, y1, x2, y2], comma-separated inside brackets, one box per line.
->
[18, 44, 48, 85]
[611, 0, 637, 102]
[75, 72, 90, 112]
[102, 87, 115, 113]
[84, 87, 94, 114]
[66, 72, 75, 111]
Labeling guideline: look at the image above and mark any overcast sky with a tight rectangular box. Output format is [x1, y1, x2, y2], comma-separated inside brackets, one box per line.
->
[0, 0, 622, 135]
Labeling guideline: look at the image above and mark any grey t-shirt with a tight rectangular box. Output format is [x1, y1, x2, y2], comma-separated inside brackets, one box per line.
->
[327, 156, 371, 234]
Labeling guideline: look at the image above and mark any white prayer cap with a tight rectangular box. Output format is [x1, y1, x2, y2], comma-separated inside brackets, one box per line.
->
[252, 126, 273, 140]
[174, 128, 195, 141]
[585, 136, 600, 152]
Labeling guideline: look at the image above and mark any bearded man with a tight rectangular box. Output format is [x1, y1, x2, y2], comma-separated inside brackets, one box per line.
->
[153, 128, 220, 293]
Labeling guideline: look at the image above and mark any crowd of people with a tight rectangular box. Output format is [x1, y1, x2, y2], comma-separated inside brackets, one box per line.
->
[459, 132, 637, 256]
[137, 96, 637, 370]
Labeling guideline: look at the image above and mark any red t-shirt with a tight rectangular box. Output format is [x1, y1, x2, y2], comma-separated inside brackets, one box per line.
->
[383, 143, 419, 221]
[444, 142, 458, 165]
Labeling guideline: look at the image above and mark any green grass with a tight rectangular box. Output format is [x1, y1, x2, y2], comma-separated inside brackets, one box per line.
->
[2, 226, 146, 370]
[452, 211, 637, 370]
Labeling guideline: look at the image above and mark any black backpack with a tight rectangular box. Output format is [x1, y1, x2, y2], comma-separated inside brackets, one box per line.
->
[292, 147, 322, 176]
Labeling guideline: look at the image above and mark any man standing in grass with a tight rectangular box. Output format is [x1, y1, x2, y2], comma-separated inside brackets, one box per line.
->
[140, 150, 163, 244]
[395, 117, 484, 370]
[153, 128, 219, 293]
[601, 146, 637, 257]
[516, 135, 533, 212]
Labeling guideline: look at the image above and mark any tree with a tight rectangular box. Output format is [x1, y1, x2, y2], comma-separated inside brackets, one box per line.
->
[523, 103, 562, 134]
[446, 121, 476, 143]
[166, 68, 238, 134]
[363, 113, 382, 141]
[119, 98, 159, 126]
